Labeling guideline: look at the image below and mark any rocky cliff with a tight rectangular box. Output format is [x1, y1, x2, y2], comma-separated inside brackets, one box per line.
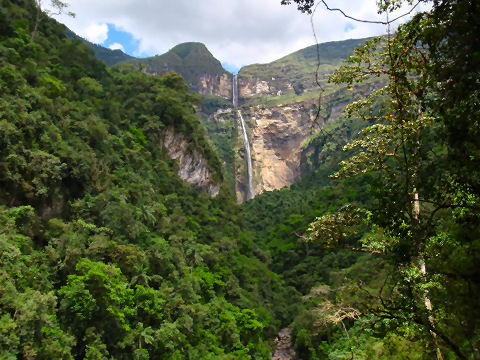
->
[248, 102, 318, 194]
[225, 39, 385, 201]
[162, 128, 221, 197]
[198, 73, 232, 98]
[225, 76, 360, 200]
[196, 38, 376, 202]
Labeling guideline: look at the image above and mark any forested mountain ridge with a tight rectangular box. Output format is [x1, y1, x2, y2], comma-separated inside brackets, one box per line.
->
[2, 0, 479, 359]
[83, 40, 135, 67]
[0, 0, 298, 358]
[238, 37, 369, 102]
[66, 28, 135, 66]
[93, 41, 232, 98]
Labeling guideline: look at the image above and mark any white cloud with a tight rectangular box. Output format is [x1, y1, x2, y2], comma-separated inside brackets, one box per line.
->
[83, 23, 108, 44]
[52, 1, 431, 69]
[108, 42, 125, 52]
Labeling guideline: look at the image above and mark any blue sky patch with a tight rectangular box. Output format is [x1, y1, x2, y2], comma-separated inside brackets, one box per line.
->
[102, 23, 149, 57]
[222, 62, 240, 74]
[344, 23, 355, 32]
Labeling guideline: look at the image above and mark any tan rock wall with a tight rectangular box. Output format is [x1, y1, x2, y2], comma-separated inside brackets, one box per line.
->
[198, 73, 232, 99]
[248, 103, 319, 195]
[162, 128, 221, 197]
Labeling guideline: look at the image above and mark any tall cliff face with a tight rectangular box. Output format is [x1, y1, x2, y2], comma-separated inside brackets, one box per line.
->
[198, 73, 232, 98]
[249, 103, 318, 194]
[230, 79, 360, 198]
[231, 90, 355, 199]
[196, 38, 376, 202]
[162, 128, 221, 197]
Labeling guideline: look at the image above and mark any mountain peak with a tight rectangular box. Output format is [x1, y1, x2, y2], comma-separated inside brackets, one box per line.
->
[127, 42, 230, 96]
[169, 42, 211, 59]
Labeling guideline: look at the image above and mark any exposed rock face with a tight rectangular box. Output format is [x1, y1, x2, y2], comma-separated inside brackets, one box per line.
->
[146, 72, 232, 99]
[248, 102, 320, 195]
[238, 77, 292, 98]
[229, 74, 374, 200]
[198, 73, 232, 99]
[162, 128, 220, 197]
[271, 328, 300, 360]
[207, 89, 348, 201]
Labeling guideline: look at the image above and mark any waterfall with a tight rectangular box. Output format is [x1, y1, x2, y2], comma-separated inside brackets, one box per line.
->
[233, 74, 238, 107]
[237, 110, 254, 200]
[233, 74, 254, 200]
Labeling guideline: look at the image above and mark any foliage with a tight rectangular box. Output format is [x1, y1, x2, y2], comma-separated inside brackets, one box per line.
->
[125, 42, 230, 94]
[297, 0, 480, 358]
[3, 0, 479, 358]
[0, 1, 295, 358]
[196, 102, 238, 194]
[239, 38, 369, 106]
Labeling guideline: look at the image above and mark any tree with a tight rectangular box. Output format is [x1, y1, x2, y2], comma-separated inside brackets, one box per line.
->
[281, 0, 315, 13]
[32, 0, 75, 40]
[291, 0, 480, 358]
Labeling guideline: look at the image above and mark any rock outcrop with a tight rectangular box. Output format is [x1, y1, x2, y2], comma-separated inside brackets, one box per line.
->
[272, 328, 300, 360]
[162, 128, 221, 197]
[247, 101, 320, 195]
[238, 76, 294, 98]
[228, 74, 379, 200]
[198, 73, 232, 99]
[208, 90, 353, 201]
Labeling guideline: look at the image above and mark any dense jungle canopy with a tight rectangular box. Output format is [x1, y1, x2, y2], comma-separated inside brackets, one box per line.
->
[0, 0, 479, 359]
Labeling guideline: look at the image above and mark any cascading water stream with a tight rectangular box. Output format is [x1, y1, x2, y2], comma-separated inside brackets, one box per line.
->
[237, 110, 254, 200]
[233, 74, 238, 107]
[233, 74, 254, 200]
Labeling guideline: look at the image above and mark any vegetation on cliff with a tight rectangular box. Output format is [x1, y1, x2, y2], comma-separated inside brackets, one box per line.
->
[125, 42, 230, 95]
[0, 1, 294, 358]
[255, 0, 480, 358]
[239, 38, 368, 102]
[1, 0, 479, 359]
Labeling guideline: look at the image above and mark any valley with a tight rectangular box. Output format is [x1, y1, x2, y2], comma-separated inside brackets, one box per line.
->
[1, 0, 479, 359]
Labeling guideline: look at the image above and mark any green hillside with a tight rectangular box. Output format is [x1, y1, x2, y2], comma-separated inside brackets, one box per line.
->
[88, 43, 134, 66]
[0, 1, 294, 358]
[73, 38, 230, 94]
[1, 0, 478, 359]
[239, 38, 369, 104]
[126, 42, 230, 93]
[66, 29, 135, 66]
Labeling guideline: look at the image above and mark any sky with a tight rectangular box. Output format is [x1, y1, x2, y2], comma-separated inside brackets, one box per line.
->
[49, 0, 429, 73]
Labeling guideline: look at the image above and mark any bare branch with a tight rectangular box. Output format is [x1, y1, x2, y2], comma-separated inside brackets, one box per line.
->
[318, 0, 423, 25]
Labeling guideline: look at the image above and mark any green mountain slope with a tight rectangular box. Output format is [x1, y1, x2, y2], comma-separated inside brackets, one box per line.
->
[126, 42, 231, 94]
[71, 36, 231, 96]
[242, 37, 368, 80]
[66, 28, 135, 66]
[0, 1, 295, 358]
[88, 42, 134, 66]
[238, 38, 369, 104]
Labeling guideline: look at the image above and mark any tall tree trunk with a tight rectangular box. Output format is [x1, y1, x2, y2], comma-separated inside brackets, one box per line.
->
[31, 0, 42, 40]
[414, 189, 444, 360]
